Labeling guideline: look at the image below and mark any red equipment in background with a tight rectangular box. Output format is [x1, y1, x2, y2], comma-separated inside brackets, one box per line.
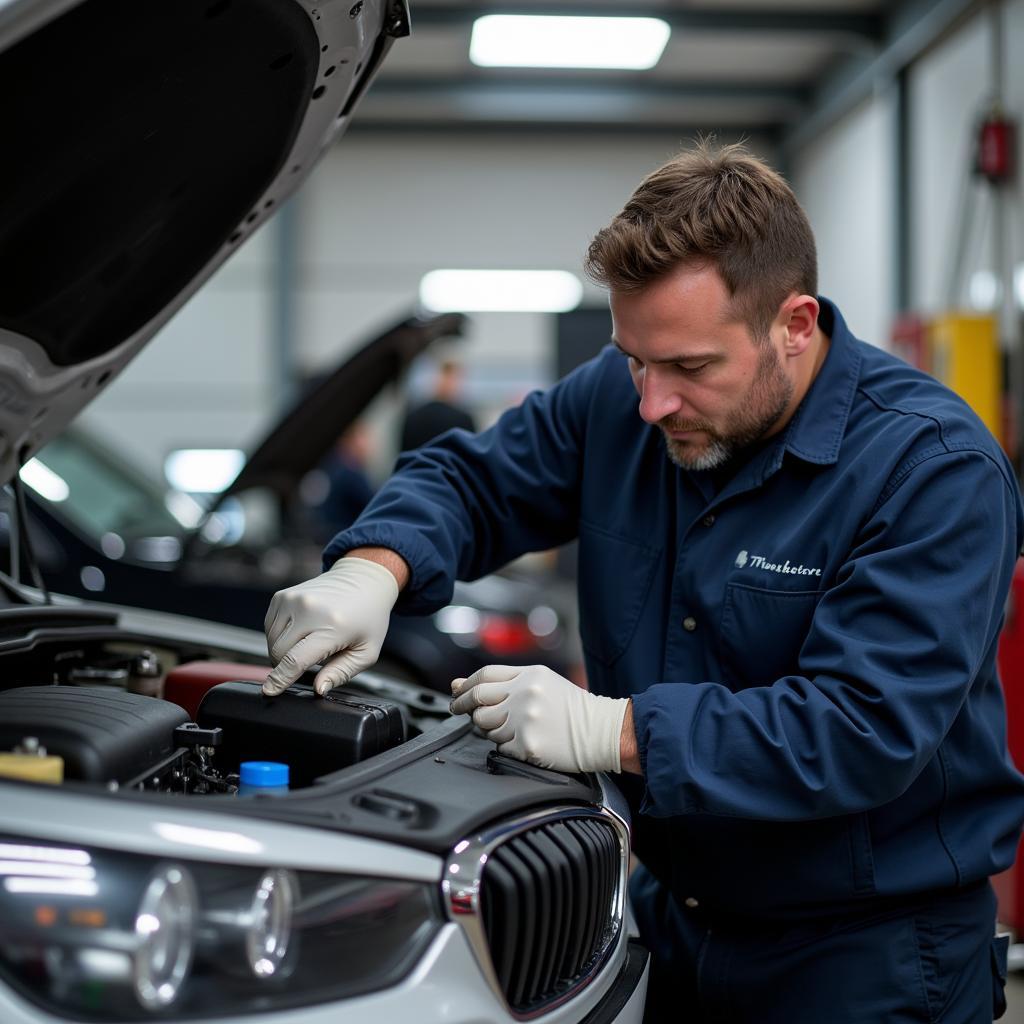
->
[995, 564, 1024, 929]
[890, 314, 930, 374]
[976, 111, 1015, 183]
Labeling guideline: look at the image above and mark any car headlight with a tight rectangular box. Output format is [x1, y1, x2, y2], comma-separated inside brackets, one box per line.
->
[0, 836, 440, 1019]
[134, 864, 197, 1009]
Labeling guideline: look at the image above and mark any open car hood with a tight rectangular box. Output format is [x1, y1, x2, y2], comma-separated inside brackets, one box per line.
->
[0, 0, 409, 489]
[211, 310, 467, 510]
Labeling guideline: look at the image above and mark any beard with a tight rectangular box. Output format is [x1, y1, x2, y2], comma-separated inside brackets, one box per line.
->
[661, 342, 794, 471]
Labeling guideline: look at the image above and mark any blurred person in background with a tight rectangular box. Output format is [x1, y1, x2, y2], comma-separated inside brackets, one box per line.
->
[399, 357, 475, 451]
[306, 422, 375, 543]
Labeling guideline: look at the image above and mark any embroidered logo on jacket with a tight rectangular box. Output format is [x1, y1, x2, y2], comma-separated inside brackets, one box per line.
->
[736, 552, 822, 578]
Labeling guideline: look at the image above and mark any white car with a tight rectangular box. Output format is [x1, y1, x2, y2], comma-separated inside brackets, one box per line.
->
[0, 0, 649, 1022]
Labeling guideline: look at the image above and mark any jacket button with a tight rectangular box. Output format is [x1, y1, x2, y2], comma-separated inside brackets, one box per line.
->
[684, 897, 700, 908]
[682, 616, 697, 632]
[702, 514, 716, 527]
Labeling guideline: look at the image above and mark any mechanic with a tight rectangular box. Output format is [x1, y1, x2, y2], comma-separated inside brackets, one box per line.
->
[261, 142, 1024, 1023]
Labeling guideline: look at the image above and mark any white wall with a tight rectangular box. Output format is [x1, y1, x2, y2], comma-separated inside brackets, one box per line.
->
[295, 131, 776, 375]
[909, 0, 1024, 337]
[909, 10, 990, 315]
[793, 92, 896, 348]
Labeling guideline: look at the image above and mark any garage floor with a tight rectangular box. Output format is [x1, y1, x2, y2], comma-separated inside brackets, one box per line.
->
[1007, 975, 1024, 1021]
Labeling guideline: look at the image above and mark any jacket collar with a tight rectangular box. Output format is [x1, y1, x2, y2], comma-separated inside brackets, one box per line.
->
[778, 297, 862, 467]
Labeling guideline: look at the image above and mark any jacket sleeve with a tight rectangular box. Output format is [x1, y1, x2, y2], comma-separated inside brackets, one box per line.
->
[322, 352, 603, 614]
[631, 448, 1022, 821]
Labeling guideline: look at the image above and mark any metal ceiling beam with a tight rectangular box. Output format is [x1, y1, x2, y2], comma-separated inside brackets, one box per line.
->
[409, 5, 884, 41]
[367, 75, 809, 106]
[781, 0, 981, 154]
[347, 120, 785, 141]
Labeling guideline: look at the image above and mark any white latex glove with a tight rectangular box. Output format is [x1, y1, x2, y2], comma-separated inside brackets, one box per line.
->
[449, 664, 630, 773]
[263, 557, 399, 697]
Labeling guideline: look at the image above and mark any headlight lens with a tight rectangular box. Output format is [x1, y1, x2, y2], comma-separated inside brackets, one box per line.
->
[0, 836, 440, 1019]
[134, 864, 197, 1009]
[245, 869, 296, 979]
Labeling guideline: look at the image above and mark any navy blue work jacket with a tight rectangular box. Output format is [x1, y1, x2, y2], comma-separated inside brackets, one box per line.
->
[326, 300, 1024, 919]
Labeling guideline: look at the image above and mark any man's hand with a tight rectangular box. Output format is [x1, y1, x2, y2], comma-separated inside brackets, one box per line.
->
[449, 664, 631, 773]
[263, 555, 401, 696]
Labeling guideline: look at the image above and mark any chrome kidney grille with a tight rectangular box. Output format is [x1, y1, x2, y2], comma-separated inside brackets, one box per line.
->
[444, 807, 627, 1019]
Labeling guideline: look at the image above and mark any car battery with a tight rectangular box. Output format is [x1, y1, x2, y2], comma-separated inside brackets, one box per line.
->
[197, 680, 406, 787]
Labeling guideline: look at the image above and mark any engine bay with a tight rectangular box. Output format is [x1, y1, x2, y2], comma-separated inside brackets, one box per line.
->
[0, 626, 426, 796]
[0, 607, 608, 865]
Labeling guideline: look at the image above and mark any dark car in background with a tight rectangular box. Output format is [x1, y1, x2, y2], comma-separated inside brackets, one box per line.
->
[8, 312, 576, 691]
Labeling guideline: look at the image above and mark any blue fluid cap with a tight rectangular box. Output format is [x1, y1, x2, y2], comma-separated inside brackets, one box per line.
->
[239, 761, 290, 788]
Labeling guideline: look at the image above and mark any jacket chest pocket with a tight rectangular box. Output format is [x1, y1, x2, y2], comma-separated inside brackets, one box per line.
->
[577, 522, 660, 667]
[719, 582, 823, 689]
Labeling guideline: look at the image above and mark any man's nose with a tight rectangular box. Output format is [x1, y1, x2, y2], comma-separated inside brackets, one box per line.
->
[637, 370, 683, 424]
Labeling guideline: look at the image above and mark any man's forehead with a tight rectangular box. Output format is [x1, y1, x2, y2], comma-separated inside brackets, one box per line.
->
[611, 266, 743, 322]
[610, 298, 749, 362]
[610, 334, 726, 364]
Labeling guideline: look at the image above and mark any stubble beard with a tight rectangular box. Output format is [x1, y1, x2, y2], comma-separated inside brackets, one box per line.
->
[661, 342, 794, 471]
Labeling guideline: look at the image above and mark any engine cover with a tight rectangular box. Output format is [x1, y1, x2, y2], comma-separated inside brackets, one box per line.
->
[0, 686, 189, 783]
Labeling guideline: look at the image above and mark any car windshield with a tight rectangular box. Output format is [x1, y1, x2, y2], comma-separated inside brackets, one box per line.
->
[24, 430, 197, 541]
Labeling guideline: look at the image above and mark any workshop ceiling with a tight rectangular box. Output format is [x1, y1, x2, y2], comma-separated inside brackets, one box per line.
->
[356, 0, 919, 142]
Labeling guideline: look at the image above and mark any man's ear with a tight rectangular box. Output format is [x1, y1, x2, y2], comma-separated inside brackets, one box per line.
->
[779, 294, 819, 357]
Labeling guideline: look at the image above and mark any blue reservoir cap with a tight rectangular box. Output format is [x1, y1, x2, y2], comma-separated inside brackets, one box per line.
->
[239, 761, 290, 788]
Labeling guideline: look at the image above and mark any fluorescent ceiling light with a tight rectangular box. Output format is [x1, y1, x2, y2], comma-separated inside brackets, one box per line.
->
[470, 15, 670, 70]
[19, 459, 69, 502]
[420, 270, 583, 313]
[164, 449, 244, 494]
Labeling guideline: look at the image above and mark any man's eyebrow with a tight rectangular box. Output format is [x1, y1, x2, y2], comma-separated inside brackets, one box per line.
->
[611, 338, 719, 365]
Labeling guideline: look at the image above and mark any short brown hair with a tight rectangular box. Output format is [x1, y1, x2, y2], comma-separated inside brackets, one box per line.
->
[585, 140, 817, 340]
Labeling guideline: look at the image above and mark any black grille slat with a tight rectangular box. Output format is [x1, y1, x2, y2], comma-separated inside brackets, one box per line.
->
[563, 821, 595, 974]
[582, 820, 612, 957]
[498, 844, 540, 1009]
[513, 837, 552, 1003]
[573, 819, 603, 964]
[482, 855, 518, 995]
[526, 830, 567, 998]
[545, 824, 578, 983]
[549, 822, 588, 979]
[596, 820, 616, 949]
[477, 816, 620, 1014]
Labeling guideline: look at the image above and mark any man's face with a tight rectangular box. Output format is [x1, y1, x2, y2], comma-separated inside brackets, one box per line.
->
[610, 263, 794, 470]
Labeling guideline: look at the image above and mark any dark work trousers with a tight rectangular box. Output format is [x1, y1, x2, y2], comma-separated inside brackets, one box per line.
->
[630, 865, 1009, 1023]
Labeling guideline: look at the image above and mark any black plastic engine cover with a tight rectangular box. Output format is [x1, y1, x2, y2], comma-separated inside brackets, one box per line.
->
[197, 681, 406, 787]
[0, 686, 189, 782]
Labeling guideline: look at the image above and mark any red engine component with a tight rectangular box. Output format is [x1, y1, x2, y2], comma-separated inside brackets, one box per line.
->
[164, 661, 271, 720]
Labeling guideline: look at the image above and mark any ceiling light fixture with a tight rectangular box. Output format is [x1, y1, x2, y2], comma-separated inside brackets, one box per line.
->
[419, 270, 583, 313]
[469, 14, 671, 70]
[164, 450, 245, 494]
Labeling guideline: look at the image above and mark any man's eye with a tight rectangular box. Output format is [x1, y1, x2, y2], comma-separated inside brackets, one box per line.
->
[678, 363, 709, 375]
